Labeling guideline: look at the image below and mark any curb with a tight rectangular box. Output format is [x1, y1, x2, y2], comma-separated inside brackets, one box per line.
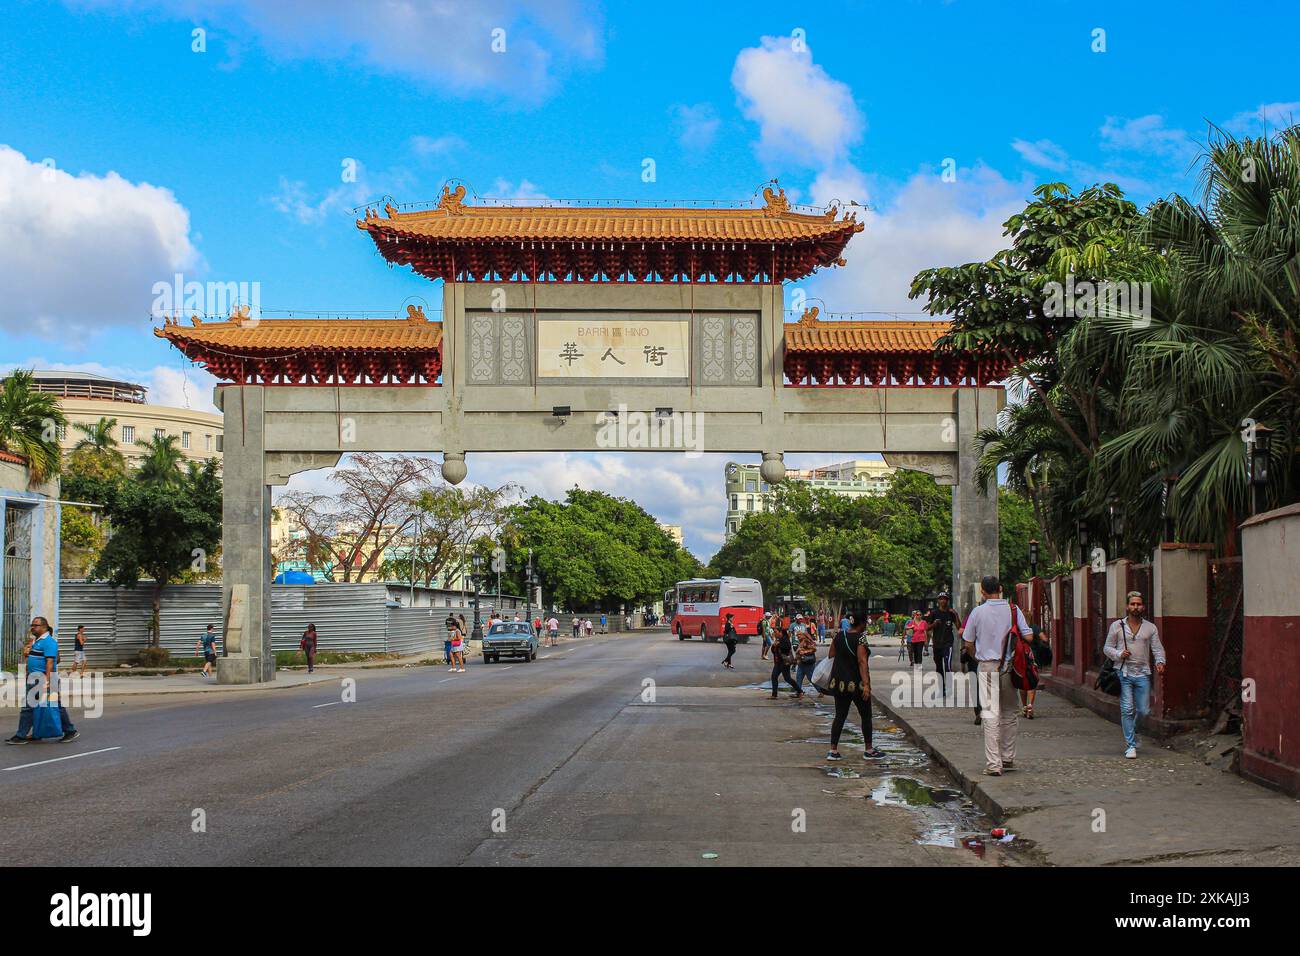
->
[868, 686, 1011, 823]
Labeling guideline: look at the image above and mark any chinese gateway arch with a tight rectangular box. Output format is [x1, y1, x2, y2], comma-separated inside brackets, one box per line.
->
[158, 184, 1007, 683]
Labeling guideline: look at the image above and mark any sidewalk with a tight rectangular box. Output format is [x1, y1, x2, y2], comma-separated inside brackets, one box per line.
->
[867, 647, 1300, 865]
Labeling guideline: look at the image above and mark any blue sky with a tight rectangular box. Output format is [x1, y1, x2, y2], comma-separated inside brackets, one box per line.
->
[2, 0, 1296, 558]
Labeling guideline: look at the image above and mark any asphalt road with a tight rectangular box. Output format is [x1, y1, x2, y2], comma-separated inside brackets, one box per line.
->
[0, 630, 1022, 866]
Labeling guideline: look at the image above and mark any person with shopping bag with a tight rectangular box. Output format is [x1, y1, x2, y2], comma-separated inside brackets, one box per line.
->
[7, 616, 79, 745]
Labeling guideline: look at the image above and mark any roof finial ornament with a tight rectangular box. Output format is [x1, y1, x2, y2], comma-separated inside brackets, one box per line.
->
[798, 306, 820, 325]
[762, 185, 790, 215]
[406, 304, 427, 322]
[439, 183, 468, 214]
[190, 314, 203, 326]
[231, 303, 253, 327]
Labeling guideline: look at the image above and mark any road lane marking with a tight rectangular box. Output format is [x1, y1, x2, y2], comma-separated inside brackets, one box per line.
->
[438, 677, 457, 683]
[312, 701, 342, 708]
[500, 665, 513, 670]
[2, 747, 122, 772]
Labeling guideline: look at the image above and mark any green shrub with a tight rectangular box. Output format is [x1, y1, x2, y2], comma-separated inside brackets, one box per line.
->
[137, 646, 171, 667]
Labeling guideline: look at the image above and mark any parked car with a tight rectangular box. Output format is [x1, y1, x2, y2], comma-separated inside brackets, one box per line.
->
[482, 621, 538, 663]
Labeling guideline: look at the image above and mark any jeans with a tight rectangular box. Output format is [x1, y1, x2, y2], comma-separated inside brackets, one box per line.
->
[1118, 672, 1151, 750]
[795, 658, 816, 690]
[770, 660, 801, 696]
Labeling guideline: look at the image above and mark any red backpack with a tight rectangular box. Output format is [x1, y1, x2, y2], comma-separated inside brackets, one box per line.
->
[1005, 607, 1039, 690]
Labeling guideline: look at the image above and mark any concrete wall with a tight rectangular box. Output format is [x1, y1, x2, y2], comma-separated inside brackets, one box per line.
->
[0, 459, 60, 641]
[1151, 543, 1211, 721]
[1240, 504, 1300, 795]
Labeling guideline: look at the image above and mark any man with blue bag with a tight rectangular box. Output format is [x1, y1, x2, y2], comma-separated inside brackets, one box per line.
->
[7, 616, 79, 745]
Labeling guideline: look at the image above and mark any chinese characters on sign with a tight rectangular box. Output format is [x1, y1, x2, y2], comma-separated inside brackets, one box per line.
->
[537, 319, 689, 379]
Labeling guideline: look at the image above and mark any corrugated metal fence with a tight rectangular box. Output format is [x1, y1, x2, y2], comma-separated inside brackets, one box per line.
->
[56, 581, 467, 665]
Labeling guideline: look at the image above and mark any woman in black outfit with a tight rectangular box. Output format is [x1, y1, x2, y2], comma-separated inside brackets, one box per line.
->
[721, 613, 739, 669]
[770, 623, 803, 699]
[825, 623, 884, 760]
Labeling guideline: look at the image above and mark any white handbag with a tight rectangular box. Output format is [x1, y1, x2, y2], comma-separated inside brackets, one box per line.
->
[811, 656, 834, 695]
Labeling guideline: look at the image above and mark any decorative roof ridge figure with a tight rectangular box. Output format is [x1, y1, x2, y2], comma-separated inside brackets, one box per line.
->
[405, 304, 428, 323]
[762, 184, 790, 215]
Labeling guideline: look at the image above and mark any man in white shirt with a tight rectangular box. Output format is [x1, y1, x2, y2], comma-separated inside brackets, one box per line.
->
[960, 575, 1032, 776]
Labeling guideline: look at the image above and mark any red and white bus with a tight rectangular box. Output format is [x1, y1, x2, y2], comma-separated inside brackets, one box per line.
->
[669, 577, 764, 642]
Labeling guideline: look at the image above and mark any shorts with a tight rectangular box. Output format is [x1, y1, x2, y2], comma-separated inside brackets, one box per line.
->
[204, 652, 217, 665]
[74, 650, 86, 664]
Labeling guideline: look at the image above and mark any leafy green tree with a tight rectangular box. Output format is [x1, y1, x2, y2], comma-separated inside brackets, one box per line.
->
[92, 459, 223, 646]
[504, 488, 701, 610]
[71, 416, 126, 473]
[997, 489, 1040, 588]
[0, 369, 66, 481]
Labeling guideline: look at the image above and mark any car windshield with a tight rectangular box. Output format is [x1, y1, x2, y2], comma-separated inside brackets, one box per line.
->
[489, 624, 530, 635]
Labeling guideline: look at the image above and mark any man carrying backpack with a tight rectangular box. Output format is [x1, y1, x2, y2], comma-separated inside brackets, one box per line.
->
[960, 575, 1032, 776]
[1103, 591, 1166, 759]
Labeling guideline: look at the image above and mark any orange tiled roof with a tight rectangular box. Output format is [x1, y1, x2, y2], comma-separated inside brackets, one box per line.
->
[154, 306, 442, 352]
[0, 449, 29, 466]
[358, 184, 863, 244]
[785, 308, 950, 353]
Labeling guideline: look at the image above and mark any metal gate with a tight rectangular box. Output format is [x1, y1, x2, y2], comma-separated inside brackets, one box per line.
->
[1089, 569, 1107, 670]
[1059, 575, 1074, 665]
[1206, 557, 1244, 715]
[2, 504, 33, 672]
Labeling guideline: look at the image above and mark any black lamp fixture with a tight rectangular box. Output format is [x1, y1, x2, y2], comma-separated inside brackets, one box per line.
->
[1076, 518, 1090, 567]
[655, 406, 673, 418]
[552, 405, 571, 418]
[1108, 496, 1125, 552]
[1028, 538, 1039, 578]
[1250, 424, 1274, 515]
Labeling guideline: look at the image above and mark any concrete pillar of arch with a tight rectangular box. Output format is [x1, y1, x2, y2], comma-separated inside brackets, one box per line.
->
[216, 386, 274, 684]
[951, 388, 1001, 619]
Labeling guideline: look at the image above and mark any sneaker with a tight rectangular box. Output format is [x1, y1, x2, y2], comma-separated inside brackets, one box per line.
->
[982, 768, 1002, 776]
[59, 731, 80, 743]
[5, 735, 30, 745]
[863, 748, 885, 760]
[1003, 760, 1014, 769]
[972, 714, 982, 725]
[826, 751, 843, 761]
[1125, 747, 1137, 759]
[449, 667, 456, 672]
[458, 668, 466, 673]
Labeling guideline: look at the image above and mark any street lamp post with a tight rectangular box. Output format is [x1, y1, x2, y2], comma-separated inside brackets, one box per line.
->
[1028, 538, 1039, 578]
[471, 554, 485, 641]
[1250, 425, 1274, 516]
[1108, 498, 1124, 558]
[1077, 519, 1091, 567]
[524, 548, 534, 627]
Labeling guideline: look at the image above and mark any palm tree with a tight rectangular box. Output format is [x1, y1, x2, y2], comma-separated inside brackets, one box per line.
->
[0, 369, 66, 482]
[135, 433, 184, 487]
[71, 416, 126, 472]
[1096, 125, 1300, 547]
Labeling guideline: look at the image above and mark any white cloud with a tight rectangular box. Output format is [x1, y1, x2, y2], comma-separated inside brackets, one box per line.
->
[69, 0, 603, 102]
[486, 179, 549, 201]
[409, 135, 465, 158]
[0, 146, 200, 337]
[669, 103, 720, 153]
[1225, 101, 1300, 135]
[731, 35, 863, 165]
[807, 163, 1029, 315]
[1011, 138, 1070, 172]
[1100, 114, 1198, 164]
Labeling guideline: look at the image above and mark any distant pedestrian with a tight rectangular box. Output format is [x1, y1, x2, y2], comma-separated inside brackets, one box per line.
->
[7, 616, 79, 745]
[925, 593, 960, 698]
[599, 613, 607, 634]
[760, 613, 773, 661]
[546, 615, 559, 647]
[794, 622, 819, 693]
[906, 610, 927, 666]
[300, 623, 318, 673]
[824, 620, 883, 762]
[71, 624, 88, 678]
[585, 618, 594, 638]
[1104, 591, 1166, 759]
[721, 613, 739, 669]
[769, 621, 803, 700]
[839, 612, 850, 643]
[960, 576, 1031, 776]
[448, 619, 466, 672]
[444, 613, 458, 663]
[196, 624, 218, 680]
